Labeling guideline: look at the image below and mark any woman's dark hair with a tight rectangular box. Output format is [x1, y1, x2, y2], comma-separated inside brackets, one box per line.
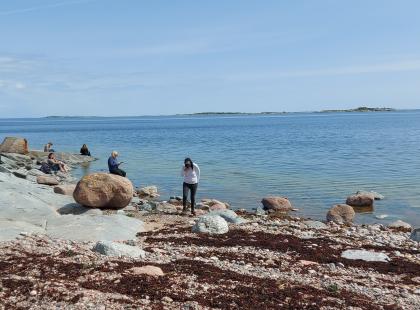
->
[48, 153, 54, 159]
[81, 144, 88, 150]
[184, 157, 193, 168]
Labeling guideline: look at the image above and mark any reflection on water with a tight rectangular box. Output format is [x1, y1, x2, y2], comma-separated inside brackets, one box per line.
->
[79, 162, 92, 176]
[352, 205, 374, 214]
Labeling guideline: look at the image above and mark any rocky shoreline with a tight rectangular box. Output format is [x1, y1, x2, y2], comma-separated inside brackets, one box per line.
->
[0, 139, 419, 309]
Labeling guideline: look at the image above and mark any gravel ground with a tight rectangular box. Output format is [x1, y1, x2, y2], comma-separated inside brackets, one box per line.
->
[1, 209, 419, 310]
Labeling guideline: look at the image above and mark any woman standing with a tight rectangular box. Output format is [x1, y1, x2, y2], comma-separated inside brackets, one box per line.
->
[181, 157, 200, 215]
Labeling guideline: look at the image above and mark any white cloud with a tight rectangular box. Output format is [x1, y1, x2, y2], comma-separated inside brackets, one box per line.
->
[0, 55, 39, 73]
[0, 79, 26, 91]
[14, 82, 26, 89]
[0, 0, 96, 16]
[226, 59, 420, 82]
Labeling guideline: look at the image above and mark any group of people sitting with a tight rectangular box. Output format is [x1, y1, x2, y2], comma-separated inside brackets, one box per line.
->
[41, 143, 200, 215]
[107, 151, 200, 215]
[40, 142, 92, 174]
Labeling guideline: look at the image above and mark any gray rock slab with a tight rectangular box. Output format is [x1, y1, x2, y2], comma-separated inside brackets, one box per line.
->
[341, 249, 390, 262]
[93, 240, 146, 258]
[56, 203, 102, 215]
[0, 166, 12, 174]
[46, 214, 145, 241]
[0, 219, 46, 241]
[0, 173, 61, 227]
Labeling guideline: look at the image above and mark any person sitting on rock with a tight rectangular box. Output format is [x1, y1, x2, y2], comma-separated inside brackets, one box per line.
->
[44, 142, 55, 152]
[47, 153, 68, 173]
[80, 144, 91, 156]
[108, 151, 126, 177]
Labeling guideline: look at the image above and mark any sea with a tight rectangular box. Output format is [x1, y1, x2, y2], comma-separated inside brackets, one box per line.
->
[1, 111, 419, 226]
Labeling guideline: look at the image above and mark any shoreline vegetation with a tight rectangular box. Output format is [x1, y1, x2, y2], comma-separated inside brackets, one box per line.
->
[0, 137, 419, 308]
[41, 106, 400, 119]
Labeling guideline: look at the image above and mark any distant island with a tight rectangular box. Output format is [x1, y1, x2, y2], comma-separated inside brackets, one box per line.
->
[178, 112, 287, 116]
[43, 107, 399, 119]
[318, 107, 396, 113]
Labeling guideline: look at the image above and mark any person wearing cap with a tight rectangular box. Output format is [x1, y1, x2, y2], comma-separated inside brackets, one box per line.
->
[108, 151, 126, 177]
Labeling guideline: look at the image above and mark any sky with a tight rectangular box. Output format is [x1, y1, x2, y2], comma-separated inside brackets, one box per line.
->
[1, 0, 420, 117]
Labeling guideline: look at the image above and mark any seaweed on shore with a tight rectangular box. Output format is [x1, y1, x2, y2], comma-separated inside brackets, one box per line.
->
[145, 229, 420, 277]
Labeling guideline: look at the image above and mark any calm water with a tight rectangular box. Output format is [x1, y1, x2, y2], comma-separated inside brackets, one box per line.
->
[1, 111, 420, 226]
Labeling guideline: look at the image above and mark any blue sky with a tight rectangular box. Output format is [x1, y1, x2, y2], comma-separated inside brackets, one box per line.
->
[1, 0, 420, 117]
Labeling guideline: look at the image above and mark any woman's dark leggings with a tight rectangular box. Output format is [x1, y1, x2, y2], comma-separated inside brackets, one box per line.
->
[183, 182, 198, 212]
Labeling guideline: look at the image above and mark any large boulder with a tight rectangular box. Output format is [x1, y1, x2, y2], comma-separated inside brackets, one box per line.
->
[36, 175, 59, 186]
[73, 173, 133, 209]
[0, 137, 29, 154]
[326, 204, 355, 224]
[346, 194, 374, 207]
[261, 196, 292, 211]
[192, 214, 229, 235]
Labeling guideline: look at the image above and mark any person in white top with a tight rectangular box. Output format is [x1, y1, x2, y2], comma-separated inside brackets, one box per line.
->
[181, 157, 200, 215]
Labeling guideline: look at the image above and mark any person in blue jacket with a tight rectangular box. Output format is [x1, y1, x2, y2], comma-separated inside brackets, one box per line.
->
[108, 151, 126, 177]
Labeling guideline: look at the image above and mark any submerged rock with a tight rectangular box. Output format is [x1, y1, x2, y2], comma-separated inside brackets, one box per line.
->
[356, 190, 384, 200]
[346, 194, 374, 207]
[326, 204, 355, 224]
[73, 173, 133, 209]
[192, 214, 229, 235]
[0, 137, 29, 154]
[261, 196, 292, 211]
[341, 249, 390, 262]
[93, 240, 146, 258]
